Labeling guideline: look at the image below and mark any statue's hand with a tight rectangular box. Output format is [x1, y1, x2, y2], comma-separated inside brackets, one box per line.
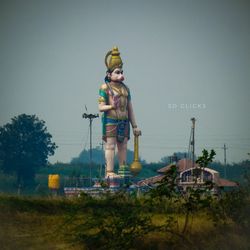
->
[133, 127, 141, 136]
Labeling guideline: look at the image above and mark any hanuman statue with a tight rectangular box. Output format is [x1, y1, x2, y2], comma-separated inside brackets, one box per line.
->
[98, 47, 141, 178]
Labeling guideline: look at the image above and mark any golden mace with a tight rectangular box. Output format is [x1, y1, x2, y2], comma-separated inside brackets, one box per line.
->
[130, 133, 142, 176]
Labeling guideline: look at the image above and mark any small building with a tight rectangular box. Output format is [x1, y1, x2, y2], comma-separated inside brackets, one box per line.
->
[137, 158, 238, 192]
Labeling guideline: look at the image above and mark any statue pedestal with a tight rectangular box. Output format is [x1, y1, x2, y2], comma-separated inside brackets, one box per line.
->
[118, 164, 131, 186]
[106, 176, 120, 188]
[104, 165, 132, 189]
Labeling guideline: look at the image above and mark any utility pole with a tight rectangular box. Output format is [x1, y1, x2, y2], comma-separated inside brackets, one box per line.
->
[223, 144, 228, 178]
[190, 118, 196, 169]
[82, 111, 99, 186]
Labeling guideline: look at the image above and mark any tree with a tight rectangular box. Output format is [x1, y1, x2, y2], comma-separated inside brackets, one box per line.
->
[0, 114, 57, 185]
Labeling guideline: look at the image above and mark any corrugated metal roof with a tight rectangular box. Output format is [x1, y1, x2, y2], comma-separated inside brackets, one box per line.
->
[157, 158, 200, 173]
[217, 178, 238, 187]
[137, 175, 164, 187]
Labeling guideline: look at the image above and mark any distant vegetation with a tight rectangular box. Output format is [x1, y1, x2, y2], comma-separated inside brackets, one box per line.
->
[210, 160, 250, 183]
[0, 153, 249, 195]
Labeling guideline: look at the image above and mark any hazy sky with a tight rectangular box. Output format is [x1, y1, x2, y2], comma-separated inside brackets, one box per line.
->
[0, 0, 249, 164]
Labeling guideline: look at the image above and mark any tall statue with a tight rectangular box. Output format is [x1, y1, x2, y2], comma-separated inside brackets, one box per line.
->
[98, 46, 141, 178]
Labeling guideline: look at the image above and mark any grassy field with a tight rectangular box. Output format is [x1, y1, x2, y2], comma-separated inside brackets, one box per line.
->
[0, 195, 77, 250]
[1, 194, 250, 250]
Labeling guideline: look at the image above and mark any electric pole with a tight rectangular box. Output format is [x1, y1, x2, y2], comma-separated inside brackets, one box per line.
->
[82, 111, 99, 186]
[190, 117, 196, 169]
[223, 144, 228, 178]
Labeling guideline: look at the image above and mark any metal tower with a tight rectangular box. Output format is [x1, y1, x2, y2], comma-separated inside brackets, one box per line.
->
[82, 110, 99, 186]
[187, 117, 196, 169]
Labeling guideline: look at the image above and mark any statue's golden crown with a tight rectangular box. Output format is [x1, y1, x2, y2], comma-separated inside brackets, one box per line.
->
[105, 46, 123, 71]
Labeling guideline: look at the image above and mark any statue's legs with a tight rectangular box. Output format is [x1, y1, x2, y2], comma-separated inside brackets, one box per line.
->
[117, 138, 128, 166]
[105, 137, 128, 178]
[105, 137, 117, 177]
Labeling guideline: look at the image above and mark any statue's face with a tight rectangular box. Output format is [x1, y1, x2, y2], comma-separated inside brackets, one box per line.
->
[109, 68, 124, 82]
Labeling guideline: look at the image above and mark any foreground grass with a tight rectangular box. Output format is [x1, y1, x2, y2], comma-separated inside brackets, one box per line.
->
[0, 194, 250, 250]
[0, 195, 81, 250]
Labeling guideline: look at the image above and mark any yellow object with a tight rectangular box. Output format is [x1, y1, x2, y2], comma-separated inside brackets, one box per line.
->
[98, 96, 106, 103]
[48, 174, 60, 189]
[130, 135, 142, 176]
[105, 46, 123, 71]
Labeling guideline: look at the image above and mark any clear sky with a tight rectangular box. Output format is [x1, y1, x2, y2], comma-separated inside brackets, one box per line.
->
[0, 0, 249, 164]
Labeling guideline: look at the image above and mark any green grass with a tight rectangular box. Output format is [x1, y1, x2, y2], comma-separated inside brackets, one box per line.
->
[1, 194, 250, 250]
[0, 197, 80, 249]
